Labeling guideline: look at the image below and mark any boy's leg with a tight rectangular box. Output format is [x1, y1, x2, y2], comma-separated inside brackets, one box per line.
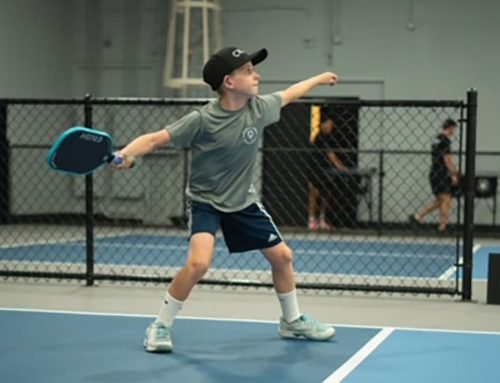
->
[169, 233, 215, 301]
[222, 202, 333, 340]
[144, 233, 215, 353]
[261, 242, 295, 294]
[261, 243, 335, 341]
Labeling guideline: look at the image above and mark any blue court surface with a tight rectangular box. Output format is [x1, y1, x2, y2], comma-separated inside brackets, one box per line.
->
[1, 309, 499, 383]
[472, 245, 500, 280]
[0, 235, 459, 278]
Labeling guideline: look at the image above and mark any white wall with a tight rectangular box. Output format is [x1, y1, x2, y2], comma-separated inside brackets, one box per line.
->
[0, 0, 73, 98]
[1, 0, 498, 146]
[1, 0, 499, 225]
[70, 0, 171, 98]
[221, 0, 500, 151]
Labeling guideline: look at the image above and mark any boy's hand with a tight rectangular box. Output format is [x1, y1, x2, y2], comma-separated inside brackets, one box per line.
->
[280, 71, 339, 106]
[318, 72, 338, 86]
[111, 152, 135, 170]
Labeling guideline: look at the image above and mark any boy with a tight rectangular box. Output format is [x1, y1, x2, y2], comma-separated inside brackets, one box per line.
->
[114, 47, 338, 353]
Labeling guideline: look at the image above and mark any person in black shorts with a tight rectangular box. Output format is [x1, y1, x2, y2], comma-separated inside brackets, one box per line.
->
[308, 116, 347, 231]
[411, 118, 459, 232]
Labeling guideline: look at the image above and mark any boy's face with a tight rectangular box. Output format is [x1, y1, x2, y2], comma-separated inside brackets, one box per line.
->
[225, 62, 261, 97]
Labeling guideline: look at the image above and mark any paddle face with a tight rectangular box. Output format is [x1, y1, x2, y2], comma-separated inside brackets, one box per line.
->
[47, 127, 115, 175]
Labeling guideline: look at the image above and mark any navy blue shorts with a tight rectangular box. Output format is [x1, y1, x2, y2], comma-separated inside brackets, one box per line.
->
[187, 201, 283, 253]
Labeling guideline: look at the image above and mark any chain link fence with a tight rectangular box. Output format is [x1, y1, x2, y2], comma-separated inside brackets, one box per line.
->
[0, 94, 483, 296]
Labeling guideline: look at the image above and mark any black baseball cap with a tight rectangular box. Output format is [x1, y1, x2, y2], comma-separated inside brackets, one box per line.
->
[202, 47, 268, 91]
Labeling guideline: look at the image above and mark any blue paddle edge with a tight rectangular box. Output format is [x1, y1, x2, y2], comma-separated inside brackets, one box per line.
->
[47, 126, 120, 176]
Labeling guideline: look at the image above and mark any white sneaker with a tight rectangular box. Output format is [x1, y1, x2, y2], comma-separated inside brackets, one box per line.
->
[143, 319, 173, 353]
[278, 314, 335, 341]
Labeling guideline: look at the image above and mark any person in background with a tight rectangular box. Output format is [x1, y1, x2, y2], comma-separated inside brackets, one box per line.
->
[411, 118, 459, 232]
[308, 116, 347, 231]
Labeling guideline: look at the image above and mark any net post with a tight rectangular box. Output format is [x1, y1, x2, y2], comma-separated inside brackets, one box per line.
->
[84, 94, 95, 287]
[462, 88, 478, 301]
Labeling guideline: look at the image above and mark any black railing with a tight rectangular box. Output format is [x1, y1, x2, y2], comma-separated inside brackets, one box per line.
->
[0, 91, 486, 298]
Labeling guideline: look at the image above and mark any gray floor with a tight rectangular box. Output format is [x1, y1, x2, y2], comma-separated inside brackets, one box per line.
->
[2, 235, 500, 333]
[1, 278, 499, 333]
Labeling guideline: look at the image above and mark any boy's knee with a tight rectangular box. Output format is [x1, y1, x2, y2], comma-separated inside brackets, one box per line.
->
[283, 247, 293, 263]
[186, 259, 210, 278]
[272, 246, 293, 266]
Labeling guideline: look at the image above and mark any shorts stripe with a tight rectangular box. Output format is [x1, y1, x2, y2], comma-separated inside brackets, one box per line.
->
[256, 202, 283, 241]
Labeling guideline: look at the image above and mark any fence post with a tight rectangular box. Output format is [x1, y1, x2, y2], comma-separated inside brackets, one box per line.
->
[84, 94, 95, 286]
[0, 103, 8, 224]
[377, 149, 384, 236]
[462, 89, 478, 301]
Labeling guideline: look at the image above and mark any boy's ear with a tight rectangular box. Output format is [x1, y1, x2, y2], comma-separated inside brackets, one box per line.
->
[222, 74, 234, 90]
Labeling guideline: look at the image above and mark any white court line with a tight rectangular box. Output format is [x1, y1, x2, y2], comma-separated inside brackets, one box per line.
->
[438, 243, 481, 280]
[0, 259, 459, 282]
[22, 241, 452, 260]
[2, 307, 500, 335]
[322, 327, 394, 383]
[0, 237, 85, 249]
[0, 232, 134, 249]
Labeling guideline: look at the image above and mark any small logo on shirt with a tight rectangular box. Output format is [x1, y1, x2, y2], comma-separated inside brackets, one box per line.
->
[242, 127, 258, 144]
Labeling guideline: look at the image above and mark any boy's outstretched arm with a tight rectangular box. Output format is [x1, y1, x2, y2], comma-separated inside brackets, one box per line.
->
[279, 72, 338, 107]
[114, 129, 171, 169]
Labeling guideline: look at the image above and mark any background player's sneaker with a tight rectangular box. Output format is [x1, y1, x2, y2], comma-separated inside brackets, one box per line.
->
[278, 314, 335, 341]
[319, 219, 333, 231]
[143, 319, 173, 353]
[308, 218, 319, 230]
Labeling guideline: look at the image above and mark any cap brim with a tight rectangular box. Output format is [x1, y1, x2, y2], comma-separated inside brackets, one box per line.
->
[249, 48, 268, 66]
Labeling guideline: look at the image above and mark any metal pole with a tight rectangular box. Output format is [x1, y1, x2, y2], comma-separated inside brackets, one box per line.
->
[377, 149, 384, 236]
[462, 89, 478, 301]
[0, 103, 9, 224]
[84, 94, 95, 286]
[455, 106, 466, 292]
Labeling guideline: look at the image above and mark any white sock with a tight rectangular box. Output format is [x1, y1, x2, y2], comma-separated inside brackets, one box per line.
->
[277, 289, 301, 323]
[157, 290, 183, 327]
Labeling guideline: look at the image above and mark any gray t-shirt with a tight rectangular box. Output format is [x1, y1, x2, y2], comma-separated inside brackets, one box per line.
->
[166, 92, 282, 212]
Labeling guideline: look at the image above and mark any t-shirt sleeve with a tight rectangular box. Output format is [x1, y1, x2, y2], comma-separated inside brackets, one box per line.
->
[440, 137, 451, 155]
[253, 92, 282, 126]
[165, 110, 201, 148]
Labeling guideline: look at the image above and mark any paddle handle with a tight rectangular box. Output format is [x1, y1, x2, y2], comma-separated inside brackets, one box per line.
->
[111, 153, 135, 168]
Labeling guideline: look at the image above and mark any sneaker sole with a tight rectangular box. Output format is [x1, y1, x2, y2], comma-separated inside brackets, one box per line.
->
[279, 328, 335, 341]
[143, 339, 173, 353]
